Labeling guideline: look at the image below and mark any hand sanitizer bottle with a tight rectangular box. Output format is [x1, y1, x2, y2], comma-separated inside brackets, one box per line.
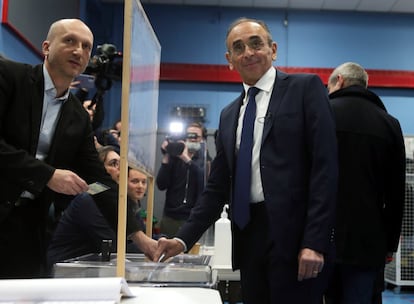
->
[214, 204, 232, 266]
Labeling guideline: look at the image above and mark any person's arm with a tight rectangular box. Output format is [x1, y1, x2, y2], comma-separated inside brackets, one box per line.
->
[47, 169, 89, 195]
[156, 141, 174, 190]
[153, 237, 185, 262]
[0, 61, 53, 195]
[129, 231, 158, 260]
[298, 75, 338, 280]
[384, 118, 406, 253]
[0, 60, 88, 196]
[174, 115, 232, 250]
[50, 96, 108, 195]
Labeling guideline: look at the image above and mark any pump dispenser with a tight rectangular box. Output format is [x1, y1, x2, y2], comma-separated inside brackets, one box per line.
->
[213, 204, 232, 266]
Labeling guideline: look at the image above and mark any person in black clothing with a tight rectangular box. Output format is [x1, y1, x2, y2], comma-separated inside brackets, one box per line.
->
[324, 62, 406, 304]
[47, 147, 155, 270]
[156, 122, 210, 237]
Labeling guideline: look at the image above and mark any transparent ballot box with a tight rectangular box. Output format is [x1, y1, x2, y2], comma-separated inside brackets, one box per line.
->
[53, 253, 216, 288]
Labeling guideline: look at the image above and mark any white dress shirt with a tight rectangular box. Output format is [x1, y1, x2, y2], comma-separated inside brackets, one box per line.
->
[236, 67, 276, 203]
[36, 65, 69, 161]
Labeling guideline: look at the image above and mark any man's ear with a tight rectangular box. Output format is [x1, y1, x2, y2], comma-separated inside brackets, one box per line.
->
[337, 74, 345, 89]
[272, 42, 278, 61]
[225, 52, 233, 70]
[42, 41, 50, 58]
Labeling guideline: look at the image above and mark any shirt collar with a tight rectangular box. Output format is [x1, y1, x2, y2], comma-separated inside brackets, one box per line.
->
[243, 66, 276, 97]
[43, 65, 69, 102]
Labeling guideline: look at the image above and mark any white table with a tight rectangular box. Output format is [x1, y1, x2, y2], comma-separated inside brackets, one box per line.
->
[124, 286, 222, 304]
[213, 264, 240, 281]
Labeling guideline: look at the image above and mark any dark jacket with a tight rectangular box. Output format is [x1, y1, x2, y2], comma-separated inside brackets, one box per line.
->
[329, 85, 406, 267]
[156, 153, 205, 220]
[176, 70, 338, 268]
[0, 58, 115, 215]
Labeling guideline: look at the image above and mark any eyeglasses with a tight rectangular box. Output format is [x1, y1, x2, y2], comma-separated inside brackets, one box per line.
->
[106, 159, 120, 168]
[187, 132, 201, 140]
[229, 36, 266, 56]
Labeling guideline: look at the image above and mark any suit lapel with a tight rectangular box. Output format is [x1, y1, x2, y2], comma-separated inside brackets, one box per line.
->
[261, 70, 289, 145]
[222, 92, 244, 173]
[30, 65, 45, 154]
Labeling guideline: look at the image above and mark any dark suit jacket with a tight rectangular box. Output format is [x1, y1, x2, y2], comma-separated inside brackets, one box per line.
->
[176, 69, 338, 268]
[329, 85, 406, 267]
[0, 58, 116, 222]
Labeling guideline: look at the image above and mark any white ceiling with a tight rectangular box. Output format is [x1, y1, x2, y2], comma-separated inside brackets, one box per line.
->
[129, 0, 414, 14]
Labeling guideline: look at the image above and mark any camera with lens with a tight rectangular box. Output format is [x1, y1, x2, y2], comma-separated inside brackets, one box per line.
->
[84, 44, 123, 91]
[164, 133, 186, 157]
[163, 132, 198, 156]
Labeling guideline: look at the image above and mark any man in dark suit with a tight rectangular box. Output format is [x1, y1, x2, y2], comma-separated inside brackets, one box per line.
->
[154, 17, 338, 304]
[324, 62, 406, 304]
[0, 19, 116, 278]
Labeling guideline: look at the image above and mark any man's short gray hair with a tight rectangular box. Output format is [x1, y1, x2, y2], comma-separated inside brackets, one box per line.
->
[328, 62, 369, 88]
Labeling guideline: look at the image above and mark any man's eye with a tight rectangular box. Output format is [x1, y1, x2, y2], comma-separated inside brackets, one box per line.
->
[250, 39, 264, 49]
[232, 42, 244, 53]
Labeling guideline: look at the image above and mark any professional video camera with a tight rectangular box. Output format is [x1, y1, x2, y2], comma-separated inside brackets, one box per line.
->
[165, 132, 200, 157]
[77, 44, 122, 131]
[84, 43, 122, 91]
[162, 122, 200, 157]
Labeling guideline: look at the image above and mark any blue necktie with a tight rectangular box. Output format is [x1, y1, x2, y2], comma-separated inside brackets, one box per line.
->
[233, 87, 259, 230]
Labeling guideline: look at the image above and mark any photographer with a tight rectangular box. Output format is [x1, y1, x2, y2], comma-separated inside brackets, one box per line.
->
[156, 122, 210, 237]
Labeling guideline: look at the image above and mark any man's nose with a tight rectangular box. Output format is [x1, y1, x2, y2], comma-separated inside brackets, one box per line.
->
[243, 44, 256, 55]
[72, 43, 83, 54]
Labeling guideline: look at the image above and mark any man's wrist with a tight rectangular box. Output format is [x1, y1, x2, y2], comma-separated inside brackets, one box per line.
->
[173, 237, 188, 252]
[180, 155, 192, 164]
[161, 154, 169, 163]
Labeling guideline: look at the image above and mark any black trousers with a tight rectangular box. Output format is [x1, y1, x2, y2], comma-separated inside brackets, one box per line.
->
[233, 202, 332, 304]
[0, 198, 48, 278]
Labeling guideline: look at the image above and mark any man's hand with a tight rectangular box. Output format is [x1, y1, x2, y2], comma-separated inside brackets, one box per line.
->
[130, 231, 158, 260]
[47, 169, 89, 195]
[160, 140, 170, 164]
[297, 248, 324, 281]
[178, 143, 192, 163]
[69, 80, 81, 90]
[94, 136, 102, 150]
[153, 237, 185, 262]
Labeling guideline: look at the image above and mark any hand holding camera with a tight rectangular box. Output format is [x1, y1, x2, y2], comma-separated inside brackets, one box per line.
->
[163, 137, 186, 157]
[161, 139, 191, 164]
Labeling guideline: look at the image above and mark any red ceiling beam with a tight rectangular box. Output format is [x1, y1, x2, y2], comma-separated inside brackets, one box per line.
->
[160, 63, 414, 89]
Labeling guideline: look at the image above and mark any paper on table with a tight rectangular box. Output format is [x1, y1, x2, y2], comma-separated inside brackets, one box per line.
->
[0, 277, 133, 302]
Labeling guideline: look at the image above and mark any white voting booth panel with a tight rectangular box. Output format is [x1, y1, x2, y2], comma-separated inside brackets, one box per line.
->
[116, 0, 160, 276]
